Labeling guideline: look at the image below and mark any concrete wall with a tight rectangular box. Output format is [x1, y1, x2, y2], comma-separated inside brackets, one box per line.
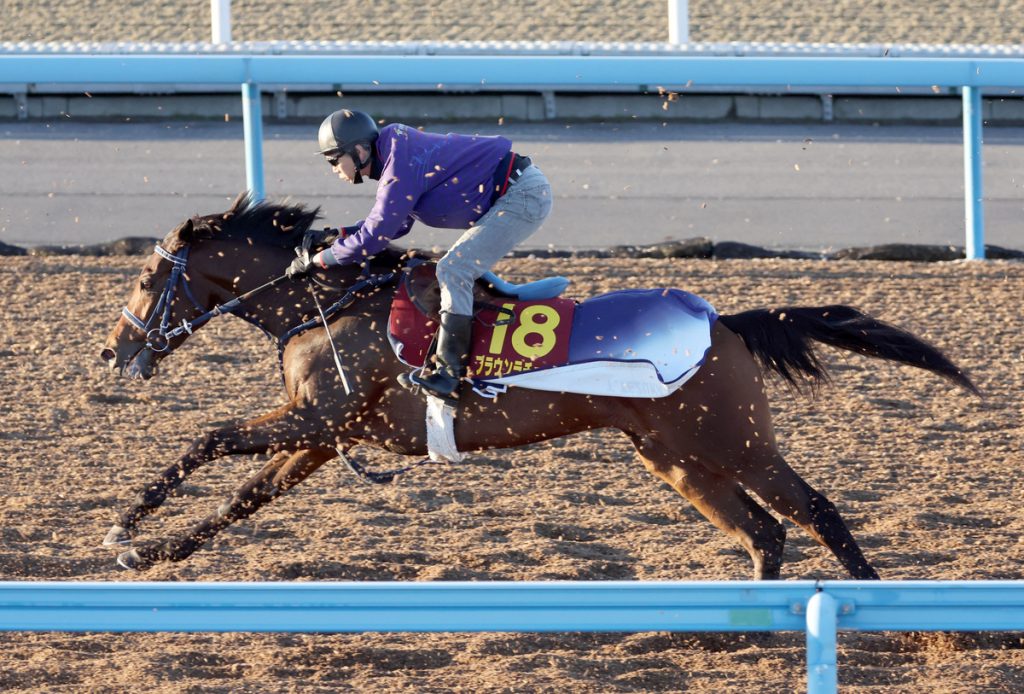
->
[4, 91, 1024, 124]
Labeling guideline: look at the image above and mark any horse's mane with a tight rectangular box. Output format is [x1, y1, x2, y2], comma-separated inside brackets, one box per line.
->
[173, 192, 436, 271]
[183, 192, 321, 249]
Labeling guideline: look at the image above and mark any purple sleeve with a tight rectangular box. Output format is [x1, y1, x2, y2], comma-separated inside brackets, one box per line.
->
[315, 219, 414, 267]
[326, 143, 421, 264]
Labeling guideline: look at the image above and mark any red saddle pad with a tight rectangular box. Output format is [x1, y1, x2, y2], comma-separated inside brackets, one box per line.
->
[388, 281, 575, 378]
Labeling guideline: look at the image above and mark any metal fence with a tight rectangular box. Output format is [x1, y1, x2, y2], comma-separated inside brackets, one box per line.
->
[3, 580, 1024, 694]
[1, 50, 1019, 258]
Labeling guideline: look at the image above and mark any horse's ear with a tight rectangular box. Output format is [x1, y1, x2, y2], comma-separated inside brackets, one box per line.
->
[229, 191, 250, 215]
[169, 218, 194, 248]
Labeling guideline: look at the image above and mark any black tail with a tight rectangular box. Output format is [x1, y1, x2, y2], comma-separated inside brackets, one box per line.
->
[718, 305, 979, 395]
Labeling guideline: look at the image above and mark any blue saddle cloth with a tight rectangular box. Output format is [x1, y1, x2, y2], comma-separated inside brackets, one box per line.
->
[567, 288, 718, 384]
[470, 287, 717, 398]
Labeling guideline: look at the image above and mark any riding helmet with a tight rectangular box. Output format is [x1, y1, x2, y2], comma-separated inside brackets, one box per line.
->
[318, 109, 379, 182]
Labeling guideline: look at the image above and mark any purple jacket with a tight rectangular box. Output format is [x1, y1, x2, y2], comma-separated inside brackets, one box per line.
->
[322, 123, 511, 265]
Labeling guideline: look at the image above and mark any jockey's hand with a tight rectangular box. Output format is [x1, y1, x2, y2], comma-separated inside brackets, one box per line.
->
[286, 249, 314, 279]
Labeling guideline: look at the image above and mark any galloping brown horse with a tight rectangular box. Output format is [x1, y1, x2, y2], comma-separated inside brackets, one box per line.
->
[100, 194, 977, 578]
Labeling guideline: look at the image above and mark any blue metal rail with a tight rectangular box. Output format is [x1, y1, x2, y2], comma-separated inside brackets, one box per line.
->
[2, 53, 1021, 257]
[2, 580, 1024, 693]
[2, 54, 1022, 87]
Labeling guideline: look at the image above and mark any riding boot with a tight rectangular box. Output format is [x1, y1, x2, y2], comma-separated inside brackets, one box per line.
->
[408, 312, 474, 404]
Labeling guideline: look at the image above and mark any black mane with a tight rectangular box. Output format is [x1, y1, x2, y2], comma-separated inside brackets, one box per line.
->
[189, 192, 322, 249]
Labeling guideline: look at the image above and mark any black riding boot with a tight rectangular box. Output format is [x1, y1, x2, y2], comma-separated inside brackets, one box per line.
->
[408, 312, 474, 403]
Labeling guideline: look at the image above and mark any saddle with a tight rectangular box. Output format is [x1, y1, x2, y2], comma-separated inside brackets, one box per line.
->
[403, 260, 570, 321]
[389, 261, 575, 376]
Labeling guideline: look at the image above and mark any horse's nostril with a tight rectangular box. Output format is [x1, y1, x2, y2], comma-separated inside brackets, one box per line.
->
[100, 348, 115, 362]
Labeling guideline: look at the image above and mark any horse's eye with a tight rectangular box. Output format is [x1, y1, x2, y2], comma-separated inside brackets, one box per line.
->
[140, 278, 154, 291]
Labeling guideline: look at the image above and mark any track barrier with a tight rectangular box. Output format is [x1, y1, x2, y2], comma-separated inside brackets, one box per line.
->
[2, 51, 1019, 258]
[3, 580, 1024, 693]
[1, 51, 1021, 257]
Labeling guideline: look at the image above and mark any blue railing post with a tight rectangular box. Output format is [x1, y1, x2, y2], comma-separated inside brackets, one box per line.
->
[241, 82, 265, 200]
[806, 590, 839, 694]
[962, 85, 985, 260]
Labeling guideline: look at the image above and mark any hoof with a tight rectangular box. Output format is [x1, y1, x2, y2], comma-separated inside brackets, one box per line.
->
[116, 548, 153, 572]
[102, 525, 132, 546]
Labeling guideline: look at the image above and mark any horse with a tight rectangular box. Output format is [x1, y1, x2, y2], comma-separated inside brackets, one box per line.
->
[99, 193, 978, 578]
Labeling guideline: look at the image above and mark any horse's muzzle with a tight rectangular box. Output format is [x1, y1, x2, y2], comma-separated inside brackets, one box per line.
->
[124, 348, 157, 380]
[101, 344, 156, 380]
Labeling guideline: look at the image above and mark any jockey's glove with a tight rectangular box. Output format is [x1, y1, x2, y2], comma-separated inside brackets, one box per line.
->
[286, 249, 314, 278]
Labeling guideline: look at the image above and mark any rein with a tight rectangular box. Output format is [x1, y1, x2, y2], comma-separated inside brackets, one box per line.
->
[123, 242, 397, 359]
[278, 269, 396, 348]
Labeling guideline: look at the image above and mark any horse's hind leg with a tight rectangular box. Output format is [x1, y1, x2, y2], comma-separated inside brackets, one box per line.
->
[632, 437, 786, 580]
[736, 452, 879, 580]
[104, 403, 315, 545]
[117, 447, 335, 570]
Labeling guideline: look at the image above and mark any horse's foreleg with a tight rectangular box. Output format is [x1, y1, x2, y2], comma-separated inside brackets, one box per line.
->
[105, 403, 320, 544]
[632, 436, 787, 580]
[117, 448, 335, 570]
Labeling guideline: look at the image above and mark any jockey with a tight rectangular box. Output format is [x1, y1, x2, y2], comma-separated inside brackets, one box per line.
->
[286, 108, 553, 403]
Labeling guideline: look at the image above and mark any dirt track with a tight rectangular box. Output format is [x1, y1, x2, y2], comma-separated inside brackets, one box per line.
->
[1, 255, 1022, 691]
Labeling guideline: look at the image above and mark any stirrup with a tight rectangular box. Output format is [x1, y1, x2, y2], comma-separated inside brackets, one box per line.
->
[397, 370, 420, 392]
[398, 368, 460, 406]
[409, 369, 461, 406]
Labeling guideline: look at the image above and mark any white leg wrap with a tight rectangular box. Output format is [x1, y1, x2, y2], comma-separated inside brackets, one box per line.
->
[425, 395, 464, 463]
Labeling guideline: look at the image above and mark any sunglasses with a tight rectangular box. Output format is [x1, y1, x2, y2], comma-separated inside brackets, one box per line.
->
[325, 153, 346, 167]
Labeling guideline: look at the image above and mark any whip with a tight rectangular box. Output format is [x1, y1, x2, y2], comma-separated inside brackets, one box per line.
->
[308, 283, 352, 396]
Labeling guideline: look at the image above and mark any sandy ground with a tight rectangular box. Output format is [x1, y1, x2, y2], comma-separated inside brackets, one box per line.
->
[2, 0, 1023, 46]
[0, 254, 1022, 691]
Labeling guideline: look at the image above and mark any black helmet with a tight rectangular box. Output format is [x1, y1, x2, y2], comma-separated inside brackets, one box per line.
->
[318, 109, 378, 183]
[318, 109, 378, 156]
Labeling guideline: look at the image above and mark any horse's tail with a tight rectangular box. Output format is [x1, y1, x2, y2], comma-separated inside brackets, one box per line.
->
[717, 305, 979, 395]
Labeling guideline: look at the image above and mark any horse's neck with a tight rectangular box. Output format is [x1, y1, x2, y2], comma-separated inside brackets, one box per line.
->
[197, 238, 400, 340]
[238, 279, 392, 340]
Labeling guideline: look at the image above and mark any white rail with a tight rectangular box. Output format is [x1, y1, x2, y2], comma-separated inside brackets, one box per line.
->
[210, 0, 232, 45]
[668, 0, 690, 44]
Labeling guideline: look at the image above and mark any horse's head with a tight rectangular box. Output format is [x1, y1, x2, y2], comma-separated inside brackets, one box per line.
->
[100, 193, 322, 379]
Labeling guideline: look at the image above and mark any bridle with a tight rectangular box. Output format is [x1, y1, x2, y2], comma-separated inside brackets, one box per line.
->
[121, 239, 397, 360]
[121, 242, 288, 357]
[121, 244, 211, 353]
